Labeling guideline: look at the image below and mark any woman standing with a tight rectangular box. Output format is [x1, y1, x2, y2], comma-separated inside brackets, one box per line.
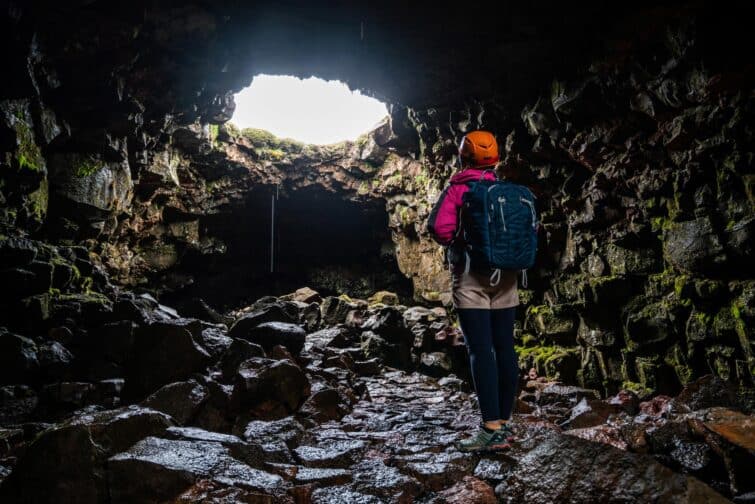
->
[427, 130, 520, 452]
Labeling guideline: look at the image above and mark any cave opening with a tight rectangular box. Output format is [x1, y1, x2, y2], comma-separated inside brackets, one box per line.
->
[229, 74, 389, 144]
[163, 184, 413, 311]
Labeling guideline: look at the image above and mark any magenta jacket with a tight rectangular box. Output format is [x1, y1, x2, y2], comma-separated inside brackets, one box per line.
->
[427, 168, 497, 245]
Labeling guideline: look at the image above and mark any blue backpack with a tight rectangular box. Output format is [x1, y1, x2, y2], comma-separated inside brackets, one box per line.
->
[457, 170, 538, 286]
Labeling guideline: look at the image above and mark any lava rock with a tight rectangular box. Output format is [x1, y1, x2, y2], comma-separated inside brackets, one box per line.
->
[229, 304, 297, 339]
[419, 351, 454, 377]
[125, 321, 211, 398]
[663, 217, 726, 273]
[164, 426, 268, 469]
[320, 296, 357, 326]
[352, 358, 383, 376]
[0, 406, 173, 504]
[501, 427, 727, 502]
[0, 236, 37, 266]
[240, 416, 307, 449]
[142, 380, 209, 425]
[560, 397, 624, 429]
[350, 458, 421, 501]
[218, 338, 267, 380]
[608, 389, 641, 415]
[305, 327, 354, 352]
[288, 287, 322, 304]
[244, 322, 306, 356]
[672, 374, 739, 412]
[107, 436, 286, 503]
[37, 341, 74, 381]
[310, 485, 382, 504]
[293, 467, 352, 486]
[293, 439, 367, 468]
[231, 358, 310, 420]
[0, 331, 39, 385]
[438, 475, 497, 504]
[0, 385, 38, 424]
[299, 387, 352, 423]
[537, 383, 599, 407]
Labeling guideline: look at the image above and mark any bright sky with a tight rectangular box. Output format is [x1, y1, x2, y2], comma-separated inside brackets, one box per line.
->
[230, 74, 389, 145]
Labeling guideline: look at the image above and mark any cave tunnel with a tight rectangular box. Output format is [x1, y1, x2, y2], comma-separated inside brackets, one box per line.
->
[1, 2, 754, 501]
[163, 185, 413, 311]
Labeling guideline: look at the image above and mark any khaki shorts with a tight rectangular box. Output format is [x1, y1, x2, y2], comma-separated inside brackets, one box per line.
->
[452, 268, 520, 309]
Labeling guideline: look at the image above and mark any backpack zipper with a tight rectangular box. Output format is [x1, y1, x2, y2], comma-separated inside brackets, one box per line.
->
[521, 197, 536, 229]
[498, 196, 507, 231]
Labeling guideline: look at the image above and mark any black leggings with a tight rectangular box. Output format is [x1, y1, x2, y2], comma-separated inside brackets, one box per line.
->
[457, 307, 519, 422]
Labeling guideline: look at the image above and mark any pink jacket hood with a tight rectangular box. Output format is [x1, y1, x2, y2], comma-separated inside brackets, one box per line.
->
[449, 168, 497, 185]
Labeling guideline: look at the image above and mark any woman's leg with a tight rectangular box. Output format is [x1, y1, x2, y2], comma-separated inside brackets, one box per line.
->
[490, 307, 518, 421]
[457, 308, 500, 423]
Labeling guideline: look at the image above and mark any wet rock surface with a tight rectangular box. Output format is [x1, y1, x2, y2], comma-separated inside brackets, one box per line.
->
[0, 285, 749, 502]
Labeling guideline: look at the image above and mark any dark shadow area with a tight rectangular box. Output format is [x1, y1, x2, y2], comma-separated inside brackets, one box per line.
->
[163, 185, 412, 311]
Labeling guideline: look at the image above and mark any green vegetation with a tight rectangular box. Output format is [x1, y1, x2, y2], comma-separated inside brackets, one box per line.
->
[621, 380, 653, 398]
[209, 124, 220, 148]
[241, 127, 304, 153]
[515, 342, 578, 379]
[13, 108, 44, 172]
[70, 154, 104, 178]
[27, 179, 48, 221]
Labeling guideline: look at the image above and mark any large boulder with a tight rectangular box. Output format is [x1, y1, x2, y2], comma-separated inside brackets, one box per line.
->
[125, 321, 211, 398]
[230, 358, 310, 420]
[218, 339, 267, 380]
[244, 322, 306, 356]
[0, 406, 173, 504]
[229, 304, 297, 339]
[107, 436, 286, 503]
[321, 296, 357, 326]
[501, 427, 728, 503]
[142, 380, 209, 425]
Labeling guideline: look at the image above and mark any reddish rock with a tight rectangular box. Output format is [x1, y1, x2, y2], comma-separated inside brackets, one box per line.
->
[437, 476, 497, 504]
[639, 395, 673, 418]
[565, 424, 628, 450]
[703, 408, 755, 452]
[608, 389, 640, 414]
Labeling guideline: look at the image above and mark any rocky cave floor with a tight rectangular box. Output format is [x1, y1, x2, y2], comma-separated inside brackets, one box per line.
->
[1, 243, 754, 503]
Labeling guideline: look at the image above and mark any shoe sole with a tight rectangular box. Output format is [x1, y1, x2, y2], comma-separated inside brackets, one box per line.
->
[479, 443, 511, 452]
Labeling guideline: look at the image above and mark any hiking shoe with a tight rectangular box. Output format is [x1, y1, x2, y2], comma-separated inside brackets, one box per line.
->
[455, 425, 511, 453]
[499, 422, 517, 443]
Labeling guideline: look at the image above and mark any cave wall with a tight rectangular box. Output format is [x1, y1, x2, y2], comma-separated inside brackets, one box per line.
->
[1, 1, 752, 396]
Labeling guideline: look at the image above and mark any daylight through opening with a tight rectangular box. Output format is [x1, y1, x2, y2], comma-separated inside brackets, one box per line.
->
[230, 74, 389, 145]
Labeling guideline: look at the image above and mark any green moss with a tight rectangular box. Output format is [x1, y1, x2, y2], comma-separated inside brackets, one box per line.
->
[266, 148, 285, 160]
[516, 343, 578, 379]
[209, 124, 220, 148]
[70, 154, 104, 178]
[398, 205, 412, 225]
[414, 173, 429, 188]
[385, 173, 403, 186]
[27, 179, 48, 221]
[240, 127, 304, 154]
[422, 291, 441, 302]
[695, 311, 712, 325]
[621, 380, 653, 398]
[354, 133, 369, 150]
[12, 108, 44, 172]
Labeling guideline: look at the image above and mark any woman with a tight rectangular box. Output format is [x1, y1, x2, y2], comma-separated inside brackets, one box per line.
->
[427, 130, 519, 452]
